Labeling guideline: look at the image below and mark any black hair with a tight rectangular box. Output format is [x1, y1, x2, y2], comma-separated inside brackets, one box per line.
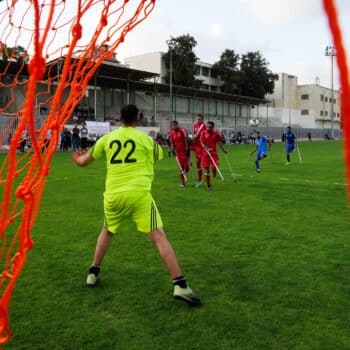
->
[207, 121, 215, 127]
[171, 120, 179, 125]
[197, 114, 204, 119]
[120, 104, 139, 125]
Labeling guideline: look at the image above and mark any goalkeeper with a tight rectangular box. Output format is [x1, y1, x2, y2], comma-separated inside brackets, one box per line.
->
[72, 104, 200, 306]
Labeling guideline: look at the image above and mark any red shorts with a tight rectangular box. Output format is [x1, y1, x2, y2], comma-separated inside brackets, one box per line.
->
[201, 150, 219, 169]
[193, 145, 203, 161]
[176, 153, 189, 173]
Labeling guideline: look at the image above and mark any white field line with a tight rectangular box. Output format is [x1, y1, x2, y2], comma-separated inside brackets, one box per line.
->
[279, 177, 346, 186]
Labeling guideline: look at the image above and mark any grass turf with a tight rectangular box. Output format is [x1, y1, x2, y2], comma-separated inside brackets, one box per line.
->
[3, 140, 350, 350]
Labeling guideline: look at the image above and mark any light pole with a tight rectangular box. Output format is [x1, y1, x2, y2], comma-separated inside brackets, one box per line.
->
[325, 45, 336, 139]
[166, 40, 174, 119]
[288, 75, 294, 126]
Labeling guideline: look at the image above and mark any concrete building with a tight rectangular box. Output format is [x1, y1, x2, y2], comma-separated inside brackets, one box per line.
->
[265, 73, 340, 130]
[0, 53, 341, 141]
[125, 52, 223, 91]
[125, 53, 341, 135]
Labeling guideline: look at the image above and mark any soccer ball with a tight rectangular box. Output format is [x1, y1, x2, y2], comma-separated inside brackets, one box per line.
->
[249, 119, 259, 127]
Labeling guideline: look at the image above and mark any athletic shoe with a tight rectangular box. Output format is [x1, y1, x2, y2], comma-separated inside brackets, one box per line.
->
[208, 186, 213, 192]
[256, 169, 261, 173]
[194, 182, 201, 189]
[179, 183, 186, 188]
[285, 162, 290, 165]
[86, 273, 99, 286]
[173, 285, 201, 306]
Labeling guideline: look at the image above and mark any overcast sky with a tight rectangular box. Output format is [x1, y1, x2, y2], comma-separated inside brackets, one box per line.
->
[116, 0, 350, 90]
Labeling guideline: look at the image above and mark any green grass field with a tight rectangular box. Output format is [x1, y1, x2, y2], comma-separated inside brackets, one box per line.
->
[3, 140, 350, 350]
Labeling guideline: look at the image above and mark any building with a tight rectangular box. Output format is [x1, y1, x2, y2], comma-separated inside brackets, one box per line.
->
[265, 73, 340, 130]
[125, 54, 341, 134]
[125, 52, 223, 92]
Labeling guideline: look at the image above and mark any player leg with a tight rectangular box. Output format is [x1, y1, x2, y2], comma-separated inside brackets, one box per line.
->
[86, 194, 124, 286]
[201, 153, 212, 191]
[177, 154, 187, 187]
[86, 226, 113, 286]
[195, 146, 203, 188]
[205, 167, 212, 191]
[255, 152, 261, 172]
[286, 144, 291, 164]
[134, 193, 201, 306]
[211, 152, 219, 178]
[149, 228, 200, 306]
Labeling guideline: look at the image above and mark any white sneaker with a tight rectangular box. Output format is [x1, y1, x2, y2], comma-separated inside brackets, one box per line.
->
[173, 285, 201, 306]
[86, 273, 99, 286]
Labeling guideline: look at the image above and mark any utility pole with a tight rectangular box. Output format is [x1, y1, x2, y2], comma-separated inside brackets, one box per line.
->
[325, 45, 336, 139]
[166, 40, 174, 120]
[288, 75, 294, 126]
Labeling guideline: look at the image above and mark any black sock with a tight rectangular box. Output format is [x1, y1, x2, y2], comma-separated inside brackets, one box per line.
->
[172, 276, 187, 288]
[89, 265, 100, 276]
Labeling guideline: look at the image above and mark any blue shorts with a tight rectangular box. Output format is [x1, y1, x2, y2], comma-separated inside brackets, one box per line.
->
[286, 144, 295, 153]
[256, 151, 267, 159]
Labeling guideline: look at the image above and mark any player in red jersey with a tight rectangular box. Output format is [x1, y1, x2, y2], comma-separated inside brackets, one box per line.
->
[200, 121, 228, 191]
[169, 120, 190, 187]
[192, 114, 207, 188]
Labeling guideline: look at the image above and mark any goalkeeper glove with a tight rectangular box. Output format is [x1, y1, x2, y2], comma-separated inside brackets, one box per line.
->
[72, 152, 81, 165]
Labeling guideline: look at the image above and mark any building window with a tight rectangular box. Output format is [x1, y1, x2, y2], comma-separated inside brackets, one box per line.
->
[202, 67, 209, 77]
[337, 113, 340, 118]
[325, 97, 328, 102]
[320, 94, 324, 101]
[301, 94, 309, 100]
[210, 85, 217, 92]
[325, 111, 328, 116]
[202, 84, 209, 90]
[210, 69, 218, 78]
[301, 109, 309, 115]
[320, 111, 323, 116]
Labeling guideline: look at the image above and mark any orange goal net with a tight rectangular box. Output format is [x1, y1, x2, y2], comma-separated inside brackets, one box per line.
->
[0, 0, 155, 346]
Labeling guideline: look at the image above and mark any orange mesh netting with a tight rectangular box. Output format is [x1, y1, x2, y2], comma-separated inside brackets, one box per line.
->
[323, 0, 350, 198]
[0, 0, 155, 346]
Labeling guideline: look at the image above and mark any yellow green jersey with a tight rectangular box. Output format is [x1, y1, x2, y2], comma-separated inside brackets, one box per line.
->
[89, 127, 163, 196]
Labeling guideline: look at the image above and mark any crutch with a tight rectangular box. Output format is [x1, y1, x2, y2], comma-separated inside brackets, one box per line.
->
[296, 144, 303, 164]
[201, 143, 224, 181]
[175, 155, 187, 182]
[224, 153, 237, 183]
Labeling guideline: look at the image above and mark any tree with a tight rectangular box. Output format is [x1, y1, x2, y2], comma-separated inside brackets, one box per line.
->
[163, 34, 201, 88]
[212, 49, 240, 94]
[237, 51, 278, 99]
[0, 43, 28, 63]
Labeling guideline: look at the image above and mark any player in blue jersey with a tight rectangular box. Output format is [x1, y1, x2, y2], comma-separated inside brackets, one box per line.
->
[250, 131, 272, 172]
[283, 126, 297, 165]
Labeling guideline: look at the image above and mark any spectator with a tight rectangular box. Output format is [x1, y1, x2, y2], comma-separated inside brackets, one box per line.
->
[19, 129, 29, 152]
[42, 128, 51, 152]
[80, 123, 88, 150]
[72, 124, 81, 152]
[60, 128, 69, 151]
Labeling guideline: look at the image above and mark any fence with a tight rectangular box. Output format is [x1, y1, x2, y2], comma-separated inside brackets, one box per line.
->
[0, 115, 343, 146]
